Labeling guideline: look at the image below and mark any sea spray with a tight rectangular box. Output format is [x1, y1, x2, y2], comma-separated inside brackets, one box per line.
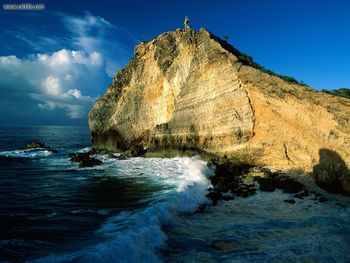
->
[30, 157, 213, 263]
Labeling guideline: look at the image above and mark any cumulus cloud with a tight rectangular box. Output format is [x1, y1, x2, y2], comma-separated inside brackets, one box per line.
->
[0, 48, 104, 119]
[0, 12, 135, 123]
[42, 76, 61, 96]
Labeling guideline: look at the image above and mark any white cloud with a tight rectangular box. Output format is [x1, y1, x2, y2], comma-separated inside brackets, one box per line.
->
[37, 49, 103, 67]
[42, 76, 61, 96]
[61, 12, 131, 77]
[67, 88, 82, 99]
[0, 12, 135, 123]
[0, 48, 104, 119]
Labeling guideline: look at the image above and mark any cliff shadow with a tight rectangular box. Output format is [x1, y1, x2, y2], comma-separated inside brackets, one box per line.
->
[312, 148, 350, 195]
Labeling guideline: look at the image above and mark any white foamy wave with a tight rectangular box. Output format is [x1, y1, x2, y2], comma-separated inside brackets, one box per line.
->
[0, 149, 52, 158]
[75, 146, 91, 153]
[30, 157, 213, 263]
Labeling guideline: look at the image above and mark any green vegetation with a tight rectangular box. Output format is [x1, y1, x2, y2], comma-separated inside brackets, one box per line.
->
[215, 34, 307, 86]
[321, 88, 350, 99]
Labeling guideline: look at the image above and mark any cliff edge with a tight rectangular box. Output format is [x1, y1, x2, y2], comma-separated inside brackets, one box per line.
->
[88, 27, 350, 193]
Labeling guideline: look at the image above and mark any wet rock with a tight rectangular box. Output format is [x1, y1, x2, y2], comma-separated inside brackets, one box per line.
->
[22, 141, 45, 149]
[130, 144, 147, 156]
[69, 152, 90, 162]
[279, 179, 304, 193]
[21, 141, 57, 153]
[293, 193, 304, 199]
[208, 162, 256, 201]
[69, 152, 102, 168]
[206, 191, 223, 205]
[107, 153, 118, 158]
[257, 177, 276, 192]
[234, 185, 256, 197]
[117, 154, 127, 160]
[299, 189, 310, 197]
[284, 199, 296, 204]
[294, 189, 309, 199]
[79, 157, 102, 168]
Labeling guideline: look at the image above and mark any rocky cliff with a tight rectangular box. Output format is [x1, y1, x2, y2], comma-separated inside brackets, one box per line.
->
[88, 27, 350, 193]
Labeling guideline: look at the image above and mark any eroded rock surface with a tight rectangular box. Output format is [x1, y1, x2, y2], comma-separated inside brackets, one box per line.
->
[88, 27, 350, 193]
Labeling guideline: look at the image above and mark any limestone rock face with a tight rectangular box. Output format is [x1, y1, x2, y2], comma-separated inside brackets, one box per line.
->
[88, 28, 350, 191]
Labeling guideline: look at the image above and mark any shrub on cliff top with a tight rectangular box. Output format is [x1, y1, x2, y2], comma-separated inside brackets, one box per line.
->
[321, 88, 350, 99]
[213, 33, 307, 86]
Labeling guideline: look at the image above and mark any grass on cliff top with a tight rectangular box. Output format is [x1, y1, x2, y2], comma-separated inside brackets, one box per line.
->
[212, 34, 308, 86]
[321, 88, 350, 99]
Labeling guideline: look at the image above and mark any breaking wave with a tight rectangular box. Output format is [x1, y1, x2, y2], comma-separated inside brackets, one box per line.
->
[30, 157, 213, 263]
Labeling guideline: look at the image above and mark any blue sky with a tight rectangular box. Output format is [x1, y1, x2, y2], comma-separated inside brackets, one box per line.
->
[0, 0, 349, 126]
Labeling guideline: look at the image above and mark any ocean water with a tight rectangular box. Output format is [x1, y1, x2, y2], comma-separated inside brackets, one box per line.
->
[0, 126, 349, 263]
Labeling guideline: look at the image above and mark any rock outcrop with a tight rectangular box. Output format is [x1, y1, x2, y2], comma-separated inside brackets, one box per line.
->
[88, 27, 350, 193]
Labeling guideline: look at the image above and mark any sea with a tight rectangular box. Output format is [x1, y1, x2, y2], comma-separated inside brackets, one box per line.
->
[0, 125, 350, 263]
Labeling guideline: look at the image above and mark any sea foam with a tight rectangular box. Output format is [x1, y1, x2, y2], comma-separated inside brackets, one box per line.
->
[0, 149, 52, 159]
[30, 157, 213, 263]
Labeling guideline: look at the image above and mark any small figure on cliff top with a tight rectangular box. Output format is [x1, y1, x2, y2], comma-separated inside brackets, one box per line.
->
[184, 16, 190, 31]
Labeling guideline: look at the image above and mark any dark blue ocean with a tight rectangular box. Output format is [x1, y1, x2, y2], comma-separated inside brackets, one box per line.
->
[1, 126, 350, 263]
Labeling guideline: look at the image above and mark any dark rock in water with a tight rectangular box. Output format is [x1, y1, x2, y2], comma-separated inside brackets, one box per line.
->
[294, 190, 309, 199]
[257, 177, 276, 192]
[22, 141, 45, 149]
[279, 179, 304, 193]
[284, 199, 296, 204]
[69, 152, 102, 168]
[206, 191, 223, 205]
[222, 193, 234, 201]
[117, 154, 127, 160]
[299, 189, 310, 197]
[293, 193, 304, 199]
[208, 161, 257, 201]
[69, 152, 90, 162]
[21, 141, 58, 153]
[318, 196, 328, 203]
[79, 158, 102, 168]
[107, 153, 117, 158]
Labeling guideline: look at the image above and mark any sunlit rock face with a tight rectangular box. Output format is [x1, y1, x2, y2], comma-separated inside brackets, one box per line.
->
[88, 27, 350, 192]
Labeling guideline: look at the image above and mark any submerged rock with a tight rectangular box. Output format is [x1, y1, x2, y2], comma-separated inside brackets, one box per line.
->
[79, 158, 102, 168]
[23, 141, 45, 149]
[69, 152, 102, 168]
[21, 141, 57, 153]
